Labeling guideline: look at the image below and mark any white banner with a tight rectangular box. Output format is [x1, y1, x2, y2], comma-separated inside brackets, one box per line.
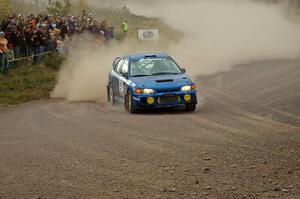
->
[138, 29, 160, 40]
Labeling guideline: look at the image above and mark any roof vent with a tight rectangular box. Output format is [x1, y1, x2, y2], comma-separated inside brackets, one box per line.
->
[144, 55, 157, 58]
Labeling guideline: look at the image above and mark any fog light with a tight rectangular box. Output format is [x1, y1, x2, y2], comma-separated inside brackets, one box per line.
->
[184, 94, 191, 102]
[147, 97, 155, 104]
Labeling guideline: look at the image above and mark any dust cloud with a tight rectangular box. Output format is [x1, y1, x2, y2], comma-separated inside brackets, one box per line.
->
[51, 38, 163, 102]
[51, 43, 110, 102]
[52, 0, 300, 102]
[128, 0, 300, 74]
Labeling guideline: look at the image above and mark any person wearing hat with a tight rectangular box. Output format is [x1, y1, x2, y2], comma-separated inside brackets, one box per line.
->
[0, 31, 9, 74]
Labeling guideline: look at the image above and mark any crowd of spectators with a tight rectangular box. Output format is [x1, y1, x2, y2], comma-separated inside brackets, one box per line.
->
[0, 11, 117, 74]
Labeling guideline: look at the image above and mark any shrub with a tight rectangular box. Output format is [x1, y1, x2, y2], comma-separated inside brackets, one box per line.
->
[42, 53, 66, 71]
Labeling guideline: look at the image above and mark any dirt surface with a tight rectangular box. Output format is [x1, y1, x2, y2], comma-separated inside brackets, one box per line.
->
[0, 60, 300, 199]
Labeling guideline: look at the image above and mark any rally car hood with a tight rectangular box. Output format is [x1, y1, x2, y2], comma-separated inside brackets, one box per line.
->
[130, 74, 193, 89]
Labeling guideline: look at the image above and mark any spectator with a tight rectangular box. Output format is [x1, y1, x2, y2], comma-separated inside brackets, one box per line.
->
[23, 26, 33, 58]
[6, 43, 15, 68]
[59, 18, 68, 41]
[121, 20, 129, 39]
[0, 11, 116, 72]
[7, 25, 21, 58]
[32, 26, 46, 63]
[0, 16, 10, 32]
[0, 31, 9, 74]
[108, 26, 114, 40]
[19, 31, 28, 58]
[47, 29, 57, 52]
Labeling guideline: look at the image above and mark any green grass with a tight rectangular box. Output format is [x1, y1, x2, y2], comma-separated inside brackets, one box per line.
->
[0, 65, 57, 105]
[0, 53, 67, 106]
[43, 53, 66, 71]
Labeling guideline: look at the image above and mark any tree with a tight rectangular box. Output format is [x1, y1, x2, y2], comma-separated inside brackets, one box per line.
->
[78, 0, 87, 12]
[62, 0, 72, 15]
[0, 0, 13, 20]
[47, 0, 72, 16]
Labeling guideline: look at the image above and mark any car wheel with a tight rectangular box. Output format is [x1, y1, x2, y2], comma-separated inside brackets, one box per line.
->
[185, 105, 196, 112]
[107, 85, 110, 102]
[125, 91, 137, 113]
[108, 85, 116, 105]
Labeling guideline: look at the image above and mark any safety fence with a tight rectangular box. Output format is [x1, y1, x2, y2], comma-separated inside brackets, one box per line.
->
[0, 51, 53, 74]
[8, 51, 52, 65]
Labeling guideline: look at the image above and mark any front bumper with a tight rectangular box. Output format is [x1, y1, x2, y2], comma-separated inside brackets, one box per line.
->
[132, 90, 197, 109]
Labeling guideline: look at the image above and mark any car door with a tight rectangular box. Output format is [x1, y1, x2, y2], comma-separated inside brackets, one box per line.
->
[117, 58, 129, 98]
[110, 57, 120, 85]
[112, 58, 125, 99]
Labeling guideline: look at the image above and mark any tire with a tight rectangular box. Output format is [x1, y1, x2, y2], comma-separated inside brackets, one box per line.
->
[125, 91, 138, 113]
[185, 105, 196, 112]
[107, 85, 110, 102]
[108, 85, 116, 105]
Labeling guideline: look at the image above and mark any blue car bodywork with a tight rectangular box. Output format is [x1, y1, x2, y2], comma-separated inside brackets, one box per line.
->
[107, 53, 197, 113]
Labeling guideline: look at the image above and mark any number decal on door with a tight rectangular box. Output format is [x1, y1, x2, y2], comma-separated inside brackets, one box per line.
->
[119, 80, 125, 96]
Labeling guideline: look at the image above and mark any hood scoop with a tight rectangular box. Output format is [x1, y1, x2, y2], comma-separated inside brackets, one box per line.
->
[155, 79, 174, 83]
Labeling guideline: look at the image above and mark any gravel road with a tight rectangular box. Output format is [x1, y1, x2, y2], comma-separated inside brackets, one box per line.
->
[0, 60, 299, 199]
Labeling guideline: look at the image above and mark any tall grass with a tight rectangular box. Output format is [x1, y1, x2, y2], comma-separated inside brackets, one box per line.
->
[0, 61, 59, 105]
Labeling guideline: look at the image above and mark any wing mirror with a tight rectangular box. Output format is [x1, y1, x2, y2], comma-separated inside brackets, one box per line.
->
[181, 68, 186, 73]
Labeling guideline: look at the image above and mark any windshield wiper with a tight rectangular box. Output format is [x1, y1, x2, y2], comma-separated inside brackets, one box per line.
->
[131, 75, 152, 77]
[151, 72, 180, 76]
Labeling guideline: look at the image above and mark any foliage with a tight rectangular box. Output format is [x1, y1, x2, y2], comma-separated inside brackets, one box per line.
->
[63, 0, 72, 15]
[47, 0, 72, 16]
[78, 0, 87, 12]
[0, 0, 13, 21]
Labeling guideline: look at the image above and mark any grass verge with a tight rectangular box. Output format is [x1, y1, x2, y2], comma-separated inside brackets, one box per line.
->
[0, 53, 66, 106]
[0, 64, 57, 106]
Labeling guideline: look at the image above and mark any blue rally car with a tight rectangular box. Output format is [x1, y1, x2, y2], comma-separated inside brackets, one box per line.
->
[107, 53, 197, 113]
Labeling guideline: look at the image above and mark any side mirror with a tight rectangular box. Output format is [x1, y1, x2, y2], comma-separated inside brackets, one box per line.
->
[181, 68, 186, 73]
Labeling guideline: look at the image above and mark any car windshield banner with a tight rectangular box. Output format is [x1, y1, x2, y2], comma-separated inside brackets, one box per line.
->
[138, 29, 160, 41]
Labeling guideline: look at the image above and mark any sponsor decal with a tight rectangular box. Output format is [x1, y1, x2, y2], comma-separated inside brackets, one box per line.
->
[133, 96, 141, 101]
[138, 29, 159, 40]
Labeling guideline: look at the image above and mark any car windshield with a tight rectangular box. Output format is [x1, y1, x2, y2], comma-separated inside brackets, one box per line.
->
[130, 57, 182, 77]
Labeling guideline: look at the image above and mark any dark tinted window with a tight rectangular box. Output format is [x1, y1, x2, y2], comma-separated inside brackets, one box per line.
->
[116, 59, 125, 73]
[121, 59, 129, 74]
[130, 57, 181, 77]
[113, 58, 121, 71]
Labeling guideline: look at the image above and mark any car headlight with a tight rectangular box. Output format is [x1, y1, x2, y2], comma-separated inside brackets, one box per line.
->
[143, 88, 156, 94]
[181, 84, 196, 92]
